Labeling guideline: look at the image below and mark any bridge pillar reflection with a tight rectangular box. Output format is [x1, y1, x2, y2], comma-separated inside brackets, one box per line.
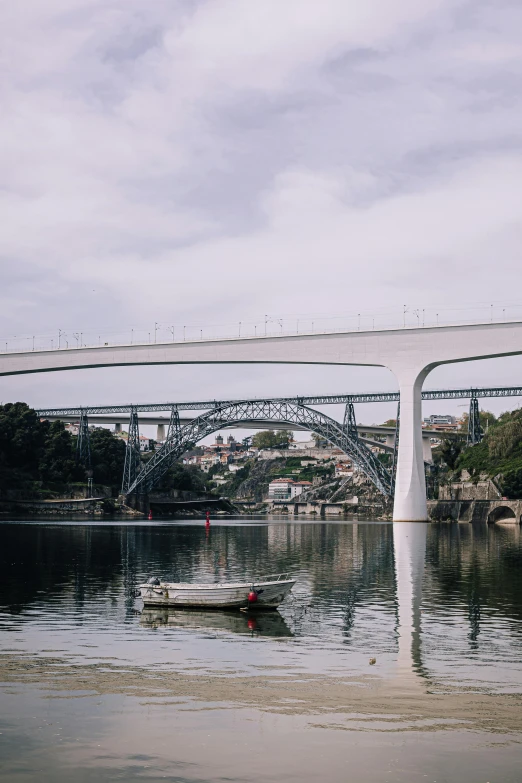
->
[394, 522, 428, 678]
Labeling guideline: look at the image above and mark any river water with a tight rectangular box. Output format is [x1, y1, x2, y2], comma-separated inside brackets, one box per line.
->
[1, 518, 521, 782]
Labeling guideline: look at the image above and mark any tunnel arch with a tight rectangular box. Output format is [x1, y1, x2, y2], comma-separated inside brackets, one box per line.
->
[126, 400, 392, 497]
[487, 505, 517, 524]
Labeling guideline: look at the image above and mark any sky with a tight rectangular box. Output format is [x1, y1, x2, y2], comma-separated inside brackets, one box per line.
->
[2, 0, 522, 432]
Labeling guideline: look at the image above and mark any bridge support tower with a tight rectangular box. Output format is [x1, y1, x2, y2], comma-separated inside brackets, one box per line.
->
[122, 406, 142, 495]
[467, 396, 482, 446]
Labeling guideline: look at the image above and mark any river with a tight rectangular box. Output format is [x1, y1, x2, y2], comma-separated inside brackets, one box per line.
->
[1, 517, 521, 782]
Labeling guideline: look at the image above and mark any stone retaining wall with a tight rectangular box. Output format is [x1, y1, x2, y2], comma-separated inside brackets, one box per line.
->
[428, 499, 522, 523]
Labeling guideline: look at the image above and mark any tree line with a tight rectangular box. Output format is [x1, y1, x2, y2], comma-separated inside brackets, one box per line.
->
[0, 402, 209, 498]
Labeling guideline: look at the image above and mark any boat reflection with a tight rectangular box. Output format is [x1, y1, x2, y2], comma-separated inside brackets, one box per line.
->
[140, 608, 294, 637]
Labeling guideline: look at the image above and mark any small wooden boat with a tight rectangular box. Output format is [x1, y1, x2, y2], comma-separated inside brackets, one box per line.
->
[138, 572, 295, 610]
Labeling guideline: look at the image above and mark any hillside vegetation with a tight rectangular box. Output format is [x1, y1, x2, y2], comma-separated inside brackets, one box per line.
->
[455, 409, 522, 497]
[0, 402, 210, 499]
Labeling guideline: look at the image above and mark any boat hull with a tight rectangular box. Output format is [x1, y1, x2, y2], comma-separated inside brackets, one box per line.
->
[139, 578, 295, 609]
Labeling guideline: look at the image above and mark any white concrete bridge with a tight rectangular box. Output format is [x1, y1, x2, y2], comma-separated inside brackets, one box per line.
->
[3, 320, 522, 521]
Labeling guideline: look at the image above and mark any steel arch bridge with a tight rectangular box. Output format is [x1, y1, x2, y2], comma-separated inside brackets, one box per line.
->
[126, 400, 393, 498]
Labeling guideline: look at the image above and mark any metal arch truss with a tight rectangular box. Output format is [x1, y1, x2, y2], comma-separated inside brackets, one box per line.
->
[390, 402, 400, 494]
[126, 400, 393, 498]
[122, 406, 142, 494]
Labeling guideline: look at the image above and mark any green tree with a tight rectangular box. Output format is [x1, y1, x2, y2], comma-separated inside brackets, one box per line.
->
[0, 402, 82, 490]
[39, 420, 79, 483]
[275, 429, 293, 446]
[252, 430, 293, 449]
[89, 428, 126, 487]
[0, 402, 45, 478]
[488, 410, 522, 459]
[440, 439, 462, 470]
[500, 468, 522, 499]
[480, 410, 497, 430]
[159, 463, 207, 493]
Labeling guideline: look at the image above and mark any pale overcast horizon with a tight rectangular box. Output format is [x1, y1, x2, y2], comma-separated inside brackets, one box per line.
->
[2, 0, 522, 428]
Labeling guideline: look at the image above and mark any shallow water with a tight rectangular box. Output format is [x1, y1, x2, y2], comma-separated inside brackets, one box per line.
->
[1, 517, 521, 782]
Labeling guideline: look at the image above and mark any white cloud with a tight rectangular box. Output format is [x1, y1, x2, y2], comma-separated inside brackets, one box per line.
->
[1, 0, 522, 406]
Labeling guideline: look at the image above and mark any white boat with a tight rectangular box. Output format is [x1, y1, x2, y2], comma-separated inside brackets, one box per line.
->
[138, 572, 295, 610]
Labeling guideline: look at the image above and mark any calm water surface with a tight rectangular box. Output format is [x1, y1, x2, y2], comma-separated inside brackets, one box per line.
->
[1, 517, 521, 782]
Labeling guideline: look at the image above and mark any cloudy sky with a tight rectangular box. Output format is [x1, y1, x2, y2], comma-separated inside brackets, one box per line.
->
[2, 0, 522, 427]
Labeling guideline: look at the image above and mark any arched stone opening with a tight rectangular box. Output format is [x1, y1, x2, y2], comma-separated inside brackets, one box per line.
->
[488, 505, 516, 524]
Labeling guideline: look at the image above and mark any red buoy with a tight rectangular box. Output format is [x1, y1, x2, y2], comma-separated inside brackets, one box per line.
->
[248, 591, 258, 603]
[205, 511, 210, 527]
[247, 617, 257, 630]
[148, 510, 153, 520]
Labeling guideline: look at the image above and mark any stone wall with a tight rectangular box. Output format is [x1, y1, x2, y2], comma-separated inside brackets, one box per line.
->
[428, 498, 522, 523]
[438, 478, 501, 501]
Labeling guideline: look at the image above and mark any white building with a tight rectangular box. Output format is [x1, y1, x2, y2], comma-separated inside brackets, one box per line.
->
[291, 480, 312, 497]
[268, 478, 312, 500]
[139, 435, 151, 452]
[423, 414, 456, 425]
[200, 453, 221, 471]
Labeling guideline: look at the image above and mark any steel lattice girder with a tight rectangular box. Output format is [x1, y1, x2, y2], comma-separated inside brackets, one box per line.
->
[35, 385, 522, 419]
[390, 402, 400, 494]
[467, 397, 482, 446]
[343, 402, 358, 441]
[76, 409, 91, 468]
[126, 400, 393, 498]
[121, 406, 142, 493]
[167, 406, 181, 441]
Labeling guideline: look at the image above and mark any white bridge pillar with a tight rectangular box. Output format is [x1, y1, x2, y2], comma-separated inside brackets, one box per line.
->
[392, 367, 431, 522]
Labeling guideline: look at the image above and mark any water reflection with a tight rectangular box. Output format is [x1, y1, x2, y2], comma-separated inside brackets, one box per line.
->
[393, 522, 427, 681]
[1, 519, 522, 783]
[1, 519, 522, 685]
[140, 607, 293, 637]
